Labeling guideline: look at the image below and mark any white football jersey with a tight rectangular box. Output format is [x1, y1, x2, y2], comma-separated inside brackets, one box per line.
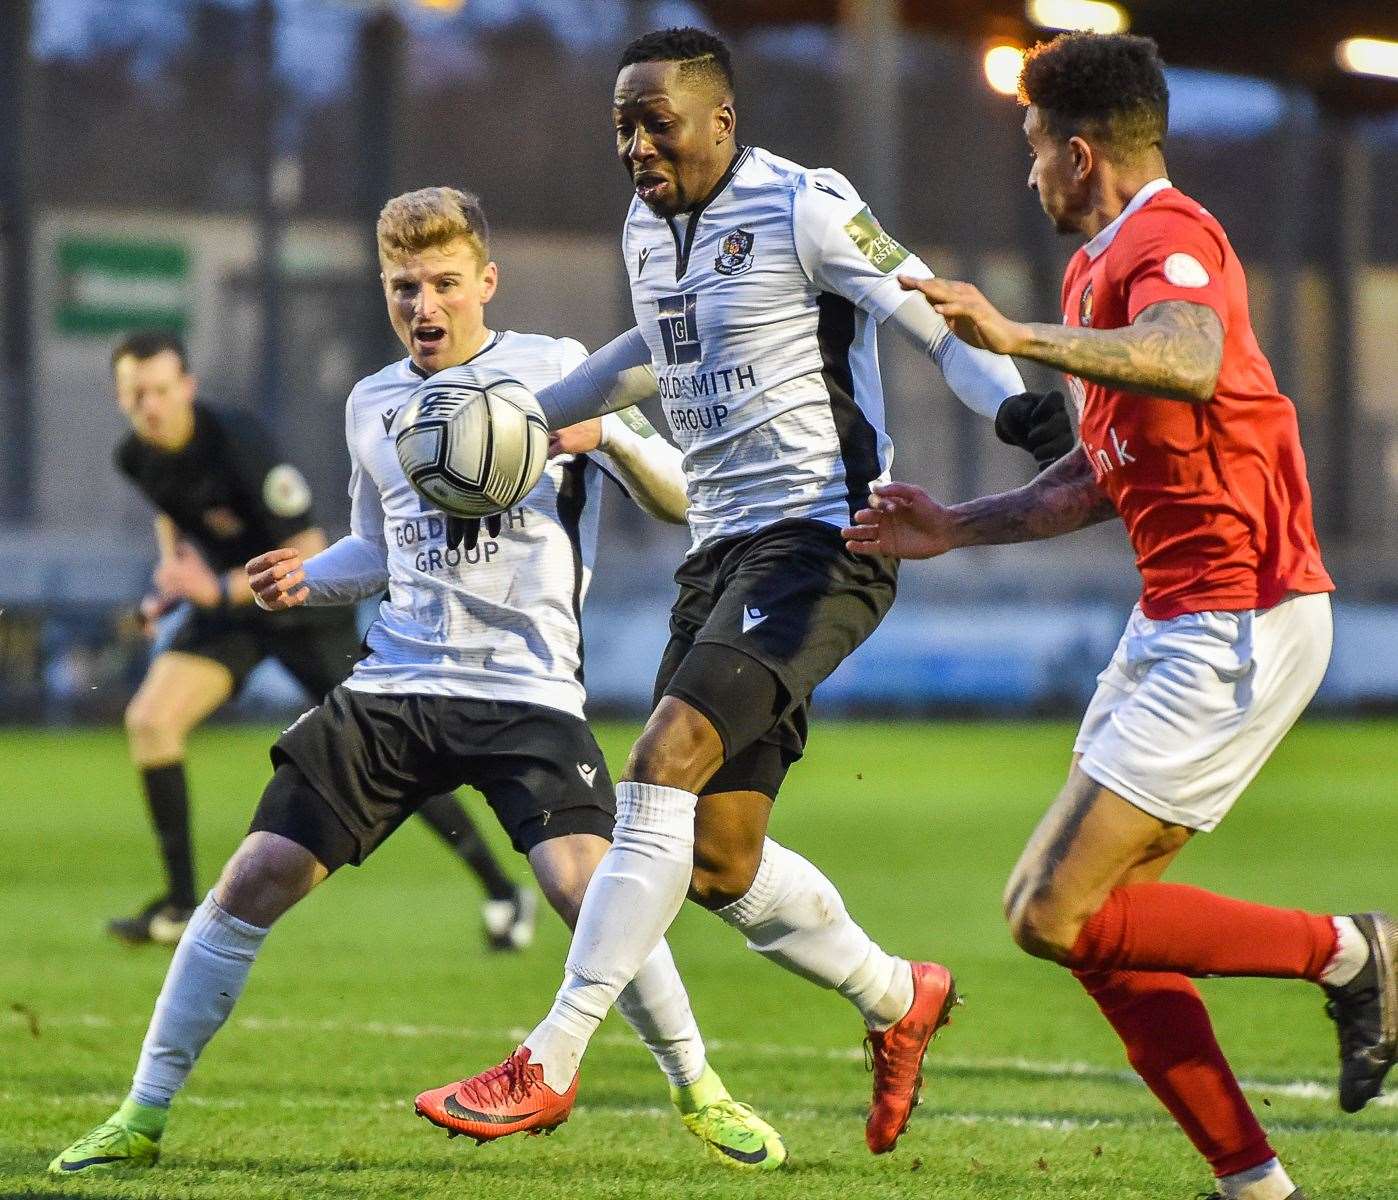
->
[624, 145, 931, 549]
[339, 332, 607, 718]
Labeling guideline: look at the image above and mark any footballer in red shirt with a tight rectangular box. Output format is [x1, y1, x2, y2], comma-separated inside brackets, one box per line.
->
[843, 32, 1393, 1200]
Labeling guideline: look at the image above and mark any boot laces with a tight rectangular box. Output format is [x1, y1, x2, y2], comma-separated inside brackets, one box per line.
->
[464, 1049, 536, 1106]
[72, 1123, 132, 1154]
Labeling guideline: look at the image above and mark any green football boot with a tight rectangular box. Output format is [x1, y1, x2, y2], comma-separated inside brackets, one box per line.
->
[671, 1066, 787, 1171]
[48, 1099, 165, 1175]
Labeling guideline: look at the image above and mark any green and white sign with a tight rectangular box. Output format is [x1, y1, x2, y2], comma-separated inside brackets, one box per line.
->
[843, 207, 910, 275]
[55, 237, 189, 335]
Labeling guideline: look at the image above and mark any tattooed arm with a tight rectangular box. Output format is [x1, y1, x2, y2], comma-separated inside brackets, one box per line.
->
[1013, 301, 1223, 403]
[896, 274, 1225, 404]
[841, 447, 1117, 561]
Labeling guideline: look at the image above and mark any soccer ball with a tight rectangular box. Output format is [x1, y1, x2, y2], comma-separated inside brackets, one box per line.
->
[394, 372, 549, 518]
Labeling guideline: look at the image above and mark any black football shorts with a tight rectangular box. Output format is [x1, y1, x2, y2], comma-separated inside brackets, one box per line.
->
[157, 602, 363, 699]
[654, 518, 897, 799]
[256, 685, 616, 867]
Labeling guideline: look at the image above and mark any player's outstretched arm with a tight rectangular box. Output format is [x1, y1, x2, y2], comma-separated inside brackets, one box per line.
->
[790, 170, 1028, 421]
[898, 275, 1223, 404]
[594, 408, 688, 524]
[535, 328, 652, 430]
[1014, 300, 1223, 402]
[277, 398, 390, 609]
[884, 290, 1025, 420]
[842, 446, 1117, 560]
[550, 409, 688, 525]
[296, 535, 391, 608]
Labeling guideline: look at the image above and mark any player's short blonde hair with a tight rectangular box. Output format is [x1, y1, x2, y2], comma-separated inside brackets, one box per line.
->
[376, 187, 490, 269]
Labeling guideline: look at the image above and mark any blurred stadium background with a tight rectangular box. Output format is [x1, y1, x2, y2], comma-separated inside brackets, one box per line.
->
[2, 0, 1397, 724]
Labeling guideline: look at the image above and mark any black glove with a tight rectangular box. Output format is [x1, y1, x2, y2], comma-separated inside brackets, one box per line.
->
[994, 390, 1074, 472]
[446, 517, 477, 552]
[445, 513, 504, 552]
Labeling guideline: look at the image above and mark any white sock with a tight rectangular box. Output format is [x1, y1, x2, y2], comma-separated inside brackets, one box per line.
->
[524, 782, 697, 1091]
[614, 938, 707, 1088]
[1218, 1157, 1297, 1200]
[1320, 916, 1370, 987]
[129, 894, 268, 1107]
[715, 839, 913, 1031]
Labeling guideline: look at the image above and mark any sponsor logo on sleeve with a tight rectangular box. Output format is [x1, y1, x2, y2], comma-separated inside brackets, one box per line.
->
[263, 463, 312, 517]
[615, 407, 658, 438]
[714, 227, 755, 276]
[843, 207, 910, 274]
[1163, 252, 1210, 288]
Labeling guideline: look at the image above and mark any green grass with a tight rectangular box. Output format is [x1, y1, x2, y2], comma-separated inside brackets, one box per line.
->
[1, 720, 1394, 1199]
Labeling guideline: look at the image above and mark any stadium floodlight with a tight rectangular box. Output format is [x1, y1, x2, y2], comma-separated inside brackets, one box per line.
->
[984, 43, 1026, 96]
[1026, 0, 1129, 34]
[1336, 37, 1398, 81]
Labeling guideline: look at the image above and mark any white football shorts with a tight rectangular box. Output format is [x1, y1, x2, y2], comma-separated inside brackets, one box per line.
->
[1074, 591, 1332, 831]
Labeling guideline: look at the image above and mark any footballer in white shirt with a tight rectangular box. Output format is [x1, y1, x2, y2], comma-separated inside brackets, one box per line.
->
[428, 27, 1073, 1157]
[48, 186, 787, 1177]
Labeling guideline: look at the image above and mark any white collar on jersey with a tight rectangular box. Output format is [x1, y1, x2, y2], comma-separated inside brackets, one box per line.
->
[1082, 177, 1172, 261]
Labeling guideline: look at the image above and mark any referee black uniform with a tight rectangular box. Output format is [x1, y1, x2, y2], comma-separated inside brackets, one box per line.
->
[117, 401, 362, 691]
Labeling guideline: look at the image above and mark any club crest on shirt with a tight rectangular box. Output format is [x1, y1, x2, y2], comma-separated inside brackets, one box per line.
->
[714, 227, 755, 276]
[1079, 281, 1094, 327]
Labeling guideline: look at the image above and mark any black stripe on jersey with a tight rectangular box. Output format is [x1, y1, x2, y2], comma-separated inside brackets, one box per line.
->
[665, 145, 752, 281]
[817, 292, 880, 519]
[555, 455, 590, 685]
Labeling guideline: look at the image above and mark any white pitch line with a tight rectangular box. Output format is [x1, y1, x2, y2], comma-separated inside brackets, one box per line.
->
[6, 1010, 1395, 1114]
[0, 1088, 1098, 1131]
[4, 1091, 1388, 1139]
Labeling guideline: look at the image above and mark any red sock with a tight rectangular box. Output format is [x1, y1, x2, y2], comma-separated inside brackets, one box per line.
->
[1068, 882, 1337, 979]
[1075, 967, 1274, 1177]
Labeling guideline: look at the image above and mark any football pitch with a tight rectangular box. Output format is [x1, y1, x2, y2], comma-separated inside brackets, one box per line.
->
[3, 720, 1394, 1199]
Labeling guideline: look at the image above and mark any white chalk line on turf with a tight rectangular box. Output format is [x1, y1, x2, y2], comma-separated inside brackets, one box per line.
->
[3, 1091, 1388, 1139]
[7, 1011, 1396, 1114]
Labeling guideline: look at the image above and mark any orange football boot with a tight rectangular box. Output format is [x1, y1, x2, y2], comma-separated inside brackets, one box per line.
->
[414, 1046, 578, 1144]
[864, 961, 959, 1154]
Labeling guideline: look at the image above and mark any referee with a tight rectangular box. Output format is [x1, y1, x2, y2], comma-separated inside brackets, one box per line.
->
[109, 331, 531, 947]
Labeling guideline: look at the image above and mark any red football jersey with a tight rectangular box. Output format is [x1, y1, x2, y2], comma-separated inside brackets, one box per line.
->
[1061, 181, 1334, 619]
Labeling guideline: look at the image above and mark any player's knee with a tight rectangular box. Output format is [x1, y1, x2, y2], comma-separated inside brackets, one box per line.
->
[528, 833, 609, 930]
[541, 878, 586, 929]
[124, 696, 194, 764]
[123, 694, 171, 747]
[624, 698, 724, 792]
[534, 860, 590, 929]
[212, 833, 320, 928]
[688, 827, 761, 908]
[1006, 886, 1082, 964]
[688, 858, 758, 910]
